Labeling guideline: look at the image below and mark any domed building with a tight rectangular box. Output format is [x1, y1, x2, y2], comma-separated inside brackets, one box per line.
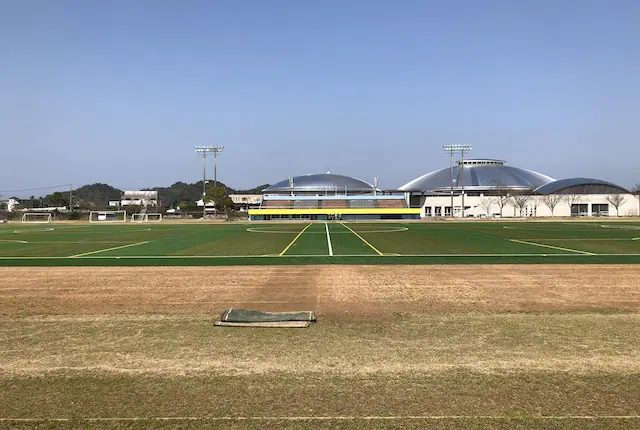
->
[400, 159, 636, 218]
[263, 173, 377, 195]
[399, 159, 554, 193]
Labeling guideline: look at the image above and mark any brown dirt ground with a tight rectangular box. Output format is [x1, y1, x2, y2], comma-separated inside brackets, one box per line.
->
[1, 265, 639, 319]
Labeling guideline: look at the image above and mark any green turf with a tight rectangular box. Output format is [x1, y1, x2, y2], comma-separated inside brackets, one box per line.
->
[1, 221, 639, 266]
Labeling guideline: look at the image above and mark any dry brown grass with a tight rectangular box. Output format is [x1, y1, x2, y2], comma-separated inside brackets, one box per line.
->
[1, 265, 639, 317]
[1, 265, 639, 428]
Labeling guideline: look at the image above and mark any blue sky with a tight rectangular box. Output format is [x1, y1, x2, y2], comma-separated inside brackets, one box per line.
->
[1, 0, 639, 195]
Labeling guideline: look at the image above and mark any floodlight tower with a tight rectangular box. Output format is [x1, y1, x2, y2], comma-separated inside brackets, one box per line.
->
[195, 146, 224, 218]
[443, 144, 472, 217]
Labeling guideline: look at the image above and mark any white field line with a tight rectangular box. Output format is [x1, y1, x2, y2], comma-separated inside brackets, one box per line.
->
[2, 251, 640, 261]
[510, 239, 595, 255]
[325, 222, 333, 256]
[68, 241, 150, 258]
[2, 253, 640, 261]
[522, 238, 638, 241]
[247, 226, 408, 234]
[1, 415, 639, 422]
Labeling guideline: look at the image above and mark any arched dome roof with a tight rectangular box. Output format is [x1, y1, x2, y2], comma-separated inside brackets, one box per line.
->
[399, 159, 554, 192]
[263, 173, 376, 194]
[534, 178, 629, 195]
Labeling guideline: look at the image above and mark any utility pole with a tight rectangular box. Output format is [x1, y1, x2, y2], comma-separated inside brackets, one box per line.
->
[443, 144, 472, 217]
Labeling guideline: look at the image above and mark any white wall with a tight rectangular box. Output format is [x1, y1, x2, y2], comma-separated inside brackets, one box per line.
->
[419, 193, 639, 218]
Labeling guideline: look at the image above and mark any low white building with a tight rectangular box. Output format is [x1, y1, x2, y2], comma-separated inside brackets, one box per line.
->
[109, 191, 158, 207]
[400, 159, 638, 218]
[230, 194, 262, 211]
[6, 197, 21, 212]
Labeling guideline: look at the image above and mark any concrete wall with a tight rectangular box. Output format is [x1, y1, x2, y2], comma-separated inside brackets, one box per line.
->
[418, 193, 639, 218]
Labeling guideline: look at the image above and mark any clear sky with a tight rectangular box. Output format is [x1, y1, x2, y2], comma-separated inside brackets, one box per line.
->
[1, 0, 639, 195]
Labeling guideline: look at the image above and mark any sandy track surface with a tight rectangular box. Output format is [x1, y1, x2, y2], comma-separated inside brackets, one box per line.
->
[1, 265, 639, 318]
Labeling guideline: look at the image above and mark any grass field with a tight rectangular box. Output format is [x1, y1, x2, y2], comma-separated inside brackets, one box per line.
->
[1, 220, 639, 428]
[1, 220, 640, 265]
[1, 265, 639, 429]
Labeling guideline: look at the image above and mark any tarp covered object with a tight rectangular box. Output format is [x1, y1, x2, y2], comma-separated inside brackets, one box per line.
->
[215, 308, 316, 328]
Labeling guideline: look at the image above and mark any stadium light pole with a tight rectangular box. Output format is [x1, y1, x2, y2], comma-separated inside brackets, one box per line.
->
[210, 146, 224, 189]
[443, 144, 472, 217]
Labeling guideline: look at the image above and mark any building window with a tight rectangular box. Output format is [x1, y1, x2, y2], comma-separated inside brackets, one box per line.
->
[571, 204, 588, 216]
[425, 207, 432, 217]
[444, 206, 452, 217]
[435, 206, 442, 217]
[591, 204, 609, 216]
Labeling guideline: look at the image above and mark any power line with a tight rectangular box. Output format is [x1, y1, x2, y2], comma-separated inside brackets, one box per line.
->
[0, 184, 72, 194]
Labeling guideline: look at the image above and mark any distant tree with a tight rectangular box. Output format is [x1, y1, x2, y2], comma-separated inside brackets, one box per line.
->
[235, 184, 271, 194]
[605, 194, 626, 217]
[478, 197, 493, 217]
[530, 195, 541, 217]
[205, 186, 234, 218]
[0, 201, 6, 211]
[632, 183, 640, 216]
[510, 192, 531, 217]
[563, 193, 584, 216]
[490, 180, 511, 217]
[48, 192, 68, 208]
[122, 204, 142, 216]
[541, 194, 562, 217]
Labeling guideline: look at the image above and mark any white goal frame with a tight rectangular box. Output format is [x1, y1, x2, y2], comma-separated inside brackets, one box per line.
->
[21, 212, 53, 223]
[131, 213, 163, 222]
[89, 210, 127, 223]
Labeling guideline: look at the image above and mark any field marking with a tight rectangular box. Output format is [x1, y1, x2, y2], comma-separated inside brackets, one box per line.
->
[1, 415, 639, 422]
[0, 228, 55, 235]
[510, 239, 596, 255]
[2, 253, 640, 261]
[279, 223, 312, 256]
[68, 241, 150, 258]
[0, 239, 28, 244]
[601, 224, 640, 230]
[522, 238, 638, 241]
[247, 226, 409, 234]
[325, 222, 333, 256]
[340, 223, 383, 256]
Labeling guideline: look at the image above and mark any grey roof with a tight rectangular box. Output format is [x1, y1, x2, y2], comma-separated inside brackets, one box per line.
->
[399, 160, 554, 192]
[263, 173, 375, 193]
[534, 178, 629, 195]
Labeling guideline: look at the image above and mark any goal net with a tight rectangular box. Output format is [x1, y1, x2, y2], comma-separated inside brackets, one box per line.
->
[89, 211, 127, 223]
[22, 212, 53, 223]
[131, 213, 162, 222]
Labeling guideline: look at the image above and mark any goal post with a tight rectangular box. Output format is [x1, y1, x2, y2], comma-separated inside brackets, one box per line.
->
[131, 213, 163, 222]
[21, 212, 53, 223]
[89, 210, 127, 223]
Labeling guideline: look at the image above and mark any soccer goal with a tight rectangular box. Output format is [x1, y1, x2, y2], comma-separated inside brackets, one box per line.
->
[21, 212, 53, 223]
[131, 213, 163, 222]
[89, 210, 127, 223]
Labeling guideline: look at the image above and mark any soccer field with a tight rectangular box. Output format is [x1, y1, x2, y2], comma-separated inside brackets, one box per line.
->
[2, 221, 640, 428]
[1, 221, 640, 265]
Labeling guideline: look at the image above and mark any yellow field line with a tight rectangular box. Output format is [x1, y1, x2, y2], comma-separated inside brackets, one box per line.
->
[510, 239, 595, 255]
[279, 223, 312, 256]
[340, 223, 383, 256]
[69, 241, 150, 258]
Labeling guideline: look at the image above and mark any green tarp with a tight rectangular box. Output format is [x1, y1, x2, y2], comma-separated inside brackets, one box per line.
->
[219, 308, 316, 323]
